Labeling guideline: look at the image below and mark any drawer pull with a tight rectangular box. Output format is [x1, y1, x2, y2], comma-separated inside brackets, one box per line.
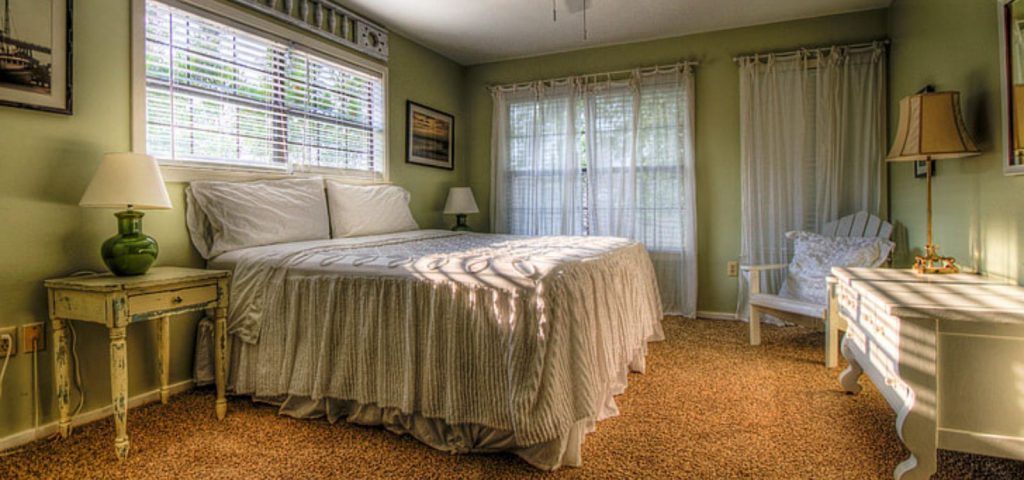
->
[171, 296, 184, 304]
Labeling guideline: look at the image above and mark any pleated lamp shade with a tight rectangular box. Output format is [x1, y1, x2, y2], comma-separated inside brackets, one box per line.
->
[887, 91, 980, 162]
[79, 153, 173, 209]
[443, 187, 479, 215]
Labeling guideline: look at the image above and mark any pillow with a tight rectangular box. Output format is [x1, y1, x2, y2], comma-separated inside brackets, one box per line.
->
[779, 231, 894, 306]
[325, 181, 419, 237]
[186, 177, 330, 259]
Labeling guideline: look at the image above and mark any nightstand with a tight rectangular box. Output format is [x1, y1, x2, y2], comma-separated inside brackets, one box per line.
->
[43, 267, 230, 461]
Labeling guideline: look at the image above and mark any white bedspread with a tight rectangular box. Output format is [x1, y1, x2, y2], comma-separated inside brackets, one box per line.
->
[213, 230, 663, 468]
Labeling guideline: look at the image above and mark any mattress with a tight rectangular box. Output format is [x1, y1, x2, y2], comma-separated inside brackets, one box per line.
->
[196, 229, 663, 470]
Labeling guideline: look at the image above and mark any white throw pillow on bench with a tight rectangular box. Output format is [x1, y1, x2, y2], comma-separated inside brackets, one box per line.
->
[779, 231, 894, 306]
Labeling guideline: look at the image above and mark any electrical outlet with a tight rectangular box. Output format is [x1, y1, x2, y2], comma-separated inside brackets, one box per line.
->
[21, 323, 44, 353]
[0, 326, 16, 357]
[727, 261, 739, 277]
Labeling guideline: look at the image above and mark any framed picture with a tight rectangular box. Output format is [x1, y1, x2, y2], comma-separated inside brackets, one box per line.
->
[913, 160, 935, 178]
[406, 101, 454, 170]
[0, 0, 72, 114]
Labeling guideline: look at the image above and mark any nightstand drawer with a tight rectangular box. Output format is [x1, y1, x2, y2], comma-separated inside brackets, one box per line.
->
[129, 284, 218, 315]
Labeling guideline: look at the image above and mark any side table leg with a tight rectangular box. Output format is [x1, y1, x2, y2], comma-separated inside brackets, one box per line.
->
[214, 307, 228, 420]
[109, 326, 130, 461]
[51, 316, 72, 438]
[158, 315, 170, 404]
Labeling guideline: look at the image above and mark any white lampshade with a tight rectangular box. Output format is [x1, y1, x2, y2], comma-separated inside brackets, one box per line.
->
[79, 153, 172, 209]
[443, 187, 479, 215]
[887, 91, 980, 162]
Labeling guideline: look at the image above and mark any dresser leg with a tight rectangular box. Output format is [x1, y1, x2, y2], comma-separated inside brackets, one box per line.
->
[51, 317, 72, 438]
[894, 401, 937, 480]
[214, 307, 228, 420]
[109, 326, 130, 461]
[158, 315, 170, 404]
[838, 336, 862, 395]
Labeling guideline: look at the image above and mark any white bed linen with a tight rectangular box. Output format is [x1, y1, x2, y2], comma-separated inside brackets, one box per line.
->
[201, 230, 663, 470]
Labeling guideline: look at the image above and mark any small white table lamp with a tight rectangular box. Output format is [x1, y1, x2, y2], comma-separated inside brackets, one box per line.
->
[443, 187, 479, 231]
[79, 153, 172, 276]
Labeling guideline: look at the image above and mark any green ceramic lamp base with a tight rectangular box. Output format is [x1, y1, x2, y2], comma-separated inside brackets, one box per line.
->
[102, 210, 159, 276]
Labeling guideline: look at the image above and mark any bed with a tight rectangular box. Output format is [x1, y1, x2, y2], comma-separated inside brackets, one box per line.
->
[187, 178, 663, 470]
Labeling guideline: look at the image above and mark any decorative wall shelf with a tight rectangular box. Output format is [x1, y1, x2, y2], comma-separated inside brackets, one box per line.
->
[230, 0, 388, 61]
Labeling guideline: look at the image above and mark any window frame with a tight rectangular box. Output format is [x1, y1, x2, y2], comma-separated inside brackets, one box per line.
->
[131, 0, 389, 183]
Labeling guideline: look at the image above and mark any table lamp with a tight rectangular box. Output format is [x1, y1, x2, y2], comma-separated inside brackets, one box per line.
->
[79, 153, 172, 276]
[443, 187, 479, 231]
[887, 91, 980, 274]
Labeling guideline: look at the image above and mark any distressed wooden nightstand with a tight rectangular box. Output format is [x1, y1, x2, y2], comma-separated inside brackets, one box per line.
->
[43, 267, 230, 461]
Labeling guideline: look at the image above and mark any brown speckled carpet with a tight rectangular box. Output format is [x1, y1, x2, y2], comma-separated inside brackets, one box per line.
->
[3, 318, 1023, 479]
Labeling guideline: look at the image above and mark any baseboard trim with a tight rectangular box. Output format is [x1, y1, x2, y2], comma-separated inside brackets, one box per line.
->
[696, 310, 739, 321]
[0, 379, 195, 453]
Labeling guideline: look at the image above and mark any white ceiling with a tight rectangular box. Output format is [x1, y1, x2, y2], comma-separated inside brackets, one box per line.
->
[337, 0, 892, 65]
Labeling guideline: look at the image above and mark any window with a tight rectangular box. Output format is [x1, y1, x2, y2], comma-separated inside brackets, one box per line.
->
[134, 0, 387, 180]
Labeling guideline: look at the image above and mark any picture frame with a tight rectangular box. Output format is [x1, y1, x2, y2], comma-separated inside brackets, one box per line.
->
[0, 0, 73, 114]
[406, 101, 454, 170]
[913, 160, 936, 179]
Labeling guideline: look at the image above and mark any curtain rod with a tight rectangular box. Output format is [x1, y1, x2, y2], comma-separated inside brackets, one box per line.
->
[489, 60, 699, 92]
[732, 39, 889, 63]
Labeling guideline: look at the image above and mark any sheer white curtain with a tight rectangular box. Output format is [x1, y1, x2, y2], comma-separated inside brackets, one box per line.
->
[491, 81, 584, 236]
[736, 44, 887, 319]
[491, 65, 698, 317]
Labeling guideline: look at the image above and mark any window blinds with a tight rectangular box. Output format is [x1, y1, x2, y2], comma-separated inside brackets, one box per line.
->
[143, 0, 385, 178]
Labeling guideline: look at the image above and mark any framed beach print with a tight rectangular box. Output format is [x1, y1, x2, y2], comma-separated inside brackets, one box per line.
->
[0, 0, 72, 114]
[406, 101, 454, 170]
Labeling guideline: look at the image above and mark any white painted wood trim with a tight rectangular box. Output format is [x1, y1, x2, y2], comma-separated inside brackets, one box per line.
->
[998, 0, 1024, 176]
[696, 310, 739, 321]
[0, 379, 194, 453]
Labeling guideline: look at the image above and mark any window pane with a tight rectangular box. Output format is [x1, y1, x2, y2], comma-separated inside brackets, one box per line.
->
[143, 0, 385, 178]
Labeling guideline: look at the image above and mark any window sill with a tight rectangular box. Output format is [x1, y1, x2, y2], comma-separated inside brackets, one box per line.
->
[158, 162, 387, 184]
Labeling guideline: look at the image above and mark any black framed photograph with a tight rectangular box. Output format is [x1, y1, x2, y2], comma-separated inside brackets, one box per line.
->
[0, 0, 72, 114]
[406, 101, 454, 170]
[913, 160, 935, 178]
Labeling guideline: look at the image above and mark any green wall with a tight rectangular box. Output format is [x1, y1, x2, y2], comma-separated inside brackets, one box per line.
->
[888, 0, 1022, 283]
[462, 9, 890, 314]
[0, 0, 466, 439]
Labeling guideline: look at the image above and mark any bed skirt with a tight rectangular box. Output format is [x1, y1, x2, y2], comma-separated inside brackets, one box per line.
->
[195, 320, 652, 470]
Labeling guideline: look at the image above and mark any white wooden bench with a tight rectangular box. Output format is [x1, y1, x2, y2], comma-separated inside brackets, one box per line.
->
[743, 211, 893, 367]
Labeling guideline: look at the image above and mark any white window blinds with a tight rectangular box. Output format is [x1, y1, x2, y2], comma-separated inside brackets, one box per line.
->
[142, 0, 386, 179]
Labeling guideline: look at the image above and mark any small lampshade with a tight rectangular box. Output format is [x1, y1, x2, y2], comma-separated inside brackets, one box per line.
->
[79, 153, 172, 209]
[443, 187, 479, 215]
[887, 91, 980, 162]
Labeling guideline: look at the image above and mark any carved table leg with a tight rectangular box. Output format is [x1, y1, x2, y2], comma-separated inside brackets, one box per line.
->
[158, 315, 170, 404]
[51, 316, 72, 438]
[894, 399, 938, 480]
[838, 335, 863, 395]
[213, 306, 228, 420]
[109, 326, 130, 461]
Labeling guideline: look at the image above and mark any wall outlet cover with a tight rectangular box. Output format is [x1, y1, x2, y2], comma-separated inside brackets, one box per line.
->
[21, 323, 44, 353]
[0, 326, 16, 357]
[727, 261, 739, 277]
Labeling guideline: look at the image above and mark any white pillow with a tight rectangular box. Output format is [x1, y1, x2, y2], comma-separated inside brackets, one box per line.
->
[186, 177, 330, 259]
[326, 182, 419, 238]
[779, 231, 894, 306]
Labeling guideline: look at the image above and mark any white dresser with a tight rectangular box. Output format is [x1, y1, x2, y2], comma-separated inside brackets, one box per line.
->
[832, 268, 1024, 480]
